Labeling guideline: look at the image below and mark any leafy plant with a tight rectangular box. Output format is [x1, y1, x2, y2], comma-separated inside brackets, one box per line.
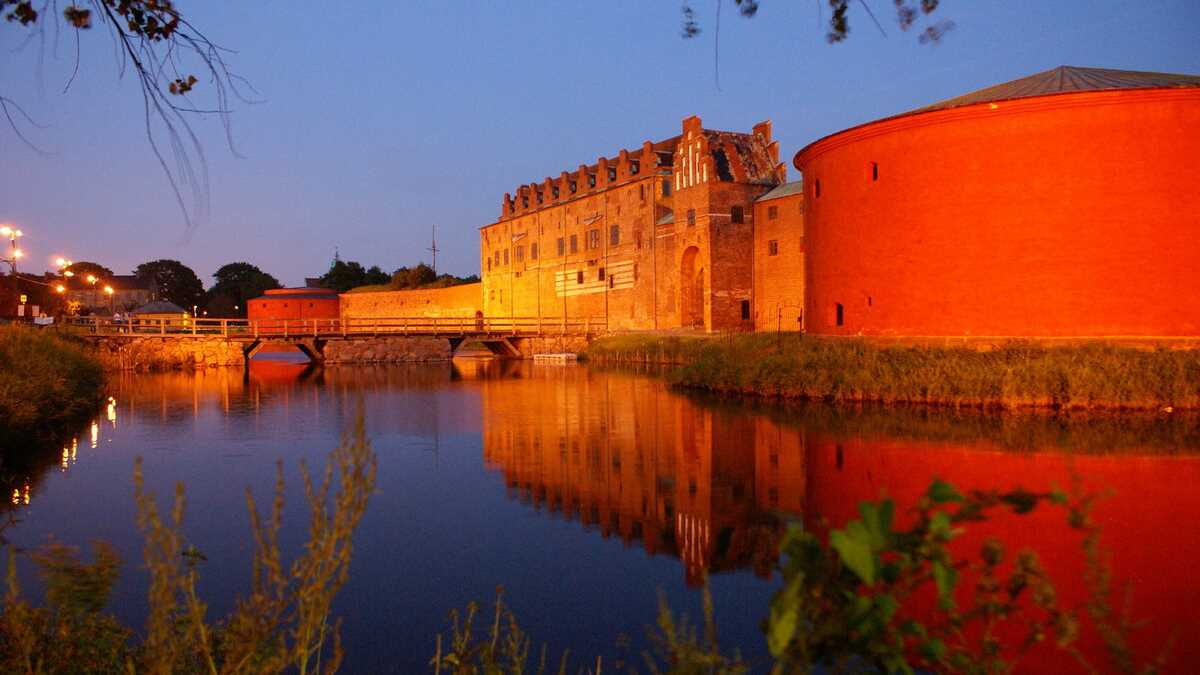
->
[0, 412, 376, 674]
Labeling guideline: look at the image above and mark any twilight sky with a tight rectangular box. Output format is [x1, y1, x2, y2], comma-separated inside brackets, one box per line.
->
[2, 1, 1198, 287]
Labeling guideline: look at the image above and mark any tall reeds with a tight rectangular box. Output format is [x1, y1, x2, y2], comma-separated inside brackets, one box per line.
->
[0, 412, 376, 674]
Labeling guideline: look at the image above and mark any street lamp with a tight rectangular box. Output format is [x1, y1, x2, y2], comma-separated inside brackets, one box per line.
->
[104, 285, 115, 314]
[1, 224, 25, 316]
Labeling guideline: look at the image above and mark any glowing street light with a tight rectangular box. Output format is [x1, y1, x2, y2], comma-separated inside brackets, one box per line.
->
[86, 274, 98, 285]
[1, 224, 25, 316]
[55, 284, 66, 293]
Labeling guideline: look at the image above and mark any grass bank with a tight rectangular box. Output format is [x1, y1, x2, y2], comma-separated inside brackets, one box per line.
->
[0, 325, 105, 435]
[585, 333, 1200, 411]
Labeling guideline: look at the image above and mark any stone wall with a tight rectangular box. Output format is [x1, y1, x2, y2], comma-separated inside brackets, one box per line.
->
[90, 336, 246, 371]
[340, 283, 482, 320]
[322, 337, 452, 363]
[753, 189, 805, 332]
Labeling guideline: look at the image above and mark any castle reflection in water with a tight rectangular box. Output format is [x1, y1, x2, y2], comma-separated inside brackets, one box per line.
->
[479, 366, 804, 586]
[7, 358, 1197, 671]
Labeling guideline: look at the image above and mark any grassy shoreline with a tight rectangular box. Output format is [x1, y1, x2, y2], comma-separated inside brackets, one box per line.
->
[0, 325, 106, 438]
[584, 333, 1200, 411]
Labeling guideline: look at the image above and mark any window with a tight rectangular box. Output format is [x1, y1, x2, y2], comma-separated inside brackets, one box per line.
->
[557, 238, 565, 256]
[487, 259, 492, 271]
[686, 209, 695, 226]
[576, 270, 584, 284]
[570, 234, 578, 253]
[635, 231, 642, 249]
[871, 162, 879, 181]
[531, 242, 538, 260]
[768, 205, 778, 220]
[608, 275, 615, 288]
[515, 246, 524, 262]
[570, 181, 577, 193]
[731, 206, 744, 223]
[815, 179, 821, 198]
[639, 184, 645, 201]
[610, 225, 620, 246]
[662, 179, 671, 196]
[503, 249, 509, 265]
[608, 168, 616, 181]
[768, 240, 779, 256]
[588, 175, 596, 188]
[494, 251, 500, 266]
[741, 300, 750, 320]
[631, 161, 639, 174]
[598, 268, 605, 281]
[836, 302, 844, 326]
[587, 229, 600, 249]
[499, 289, 503, 302]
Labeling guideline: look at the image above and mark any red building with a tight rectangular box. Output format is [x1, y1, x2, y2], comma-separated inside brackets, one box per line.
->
[247, 288, 340, 326]
[795, 66, 1200, 337]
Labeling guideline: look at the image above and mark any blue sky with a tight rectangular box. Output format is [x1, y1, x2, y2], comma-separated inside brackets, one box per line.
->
[2, 1, 1198, 286]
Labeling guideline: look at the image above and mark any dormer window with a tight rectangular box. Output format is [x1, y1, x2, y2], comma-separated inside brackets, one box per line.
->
[608, 168, 617, 181]
[588, 175, 596, 188]
[570, 182, 577, 193]
[630, 161, 639, 174]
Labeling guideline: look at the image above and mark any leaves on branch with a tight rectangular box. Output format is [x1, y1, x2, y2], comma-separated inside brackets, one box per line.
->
[63, 5, 91, 28]
[680, 0, 953, 44]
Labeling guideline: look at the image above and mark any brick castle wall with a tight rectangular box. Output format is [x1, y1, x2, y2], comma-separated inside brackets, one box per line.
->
[339, 283, 482, 320]
[480, 116, 784, 333]
[753, 189, 805, 331]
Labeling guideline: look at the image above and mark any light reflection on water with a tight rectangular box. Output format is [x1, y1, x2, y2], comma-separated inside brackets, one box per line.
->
[1, 360, 1198, 673]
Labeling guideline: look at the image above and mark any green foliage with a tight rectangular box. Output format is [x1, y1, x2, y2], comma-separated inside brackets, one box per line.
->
[586, 334, 1200, 411]
[206, 263, 281, 317]
[762, 480, 1169, 674]
[0, 325, 104, 435]
[319, 259, 390, 293]
[345, 265, 479, 294]
[134, 259, 205, 311]
[0, 413, 377, 675]
[678, 0, 953, 44]
[431, 478, 1171, 675]
[431, 587, 746, 675]
[392, 263, 438, 289]
[2, 543, 131, 674]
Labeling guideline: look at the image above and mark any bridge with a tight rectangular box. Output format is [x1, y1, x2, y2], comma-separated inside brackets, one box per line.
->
[65, 316, 595, 368]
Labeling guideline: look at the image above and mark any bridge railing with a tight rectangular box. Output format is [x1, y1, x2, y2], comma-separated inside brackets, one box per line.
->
[63, 316, 596, 337]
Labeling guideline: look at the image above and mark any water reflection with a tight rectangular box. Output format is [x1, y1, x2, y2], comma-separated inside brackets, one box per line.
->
[480, 370, 804, 585]
[2, 360, 1197, 672]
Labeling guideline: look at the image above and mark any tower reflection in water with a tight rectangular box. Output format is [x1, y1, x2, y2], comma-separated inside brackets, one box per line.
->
[475, 364, 1200, 671]
[6, 359, 1194, 672]
[480, 367, 807, 586]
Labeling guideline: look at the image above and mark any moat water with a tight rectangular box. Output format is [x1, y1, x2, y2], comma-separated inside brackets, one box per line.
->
[3, 360, 1199, 673]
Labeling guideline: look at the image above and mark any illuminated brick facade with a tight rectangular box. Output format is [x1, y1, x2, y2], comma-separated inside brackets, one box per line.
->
[479, 116, 786, 332]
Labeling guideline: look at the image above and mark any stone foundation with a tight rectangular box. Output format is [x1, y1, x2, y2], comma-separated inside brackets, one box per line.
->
[322, 337, 452, 363]
[90, 337, 246, 371]
[513, 335, 590, 356]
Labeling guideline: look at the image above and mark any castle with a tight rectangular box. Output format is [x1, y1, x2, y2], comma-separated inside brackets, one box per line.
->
[327, 65, 1200, 339]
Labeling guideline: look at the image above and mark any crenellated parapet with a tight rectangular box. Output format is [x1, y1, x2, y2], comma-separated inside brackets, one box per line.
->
[498, 127, 688, 220]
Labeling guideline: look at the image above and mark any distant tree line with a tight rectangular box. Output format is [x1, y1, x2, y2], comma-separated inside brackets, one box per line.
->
[53, 256, 478, 317]
[319, 259, 478, 294]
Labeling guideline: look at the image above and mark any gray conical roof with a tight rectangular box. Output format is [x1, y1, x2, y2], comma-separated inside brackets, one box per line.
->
[911, 65, 1200, 115]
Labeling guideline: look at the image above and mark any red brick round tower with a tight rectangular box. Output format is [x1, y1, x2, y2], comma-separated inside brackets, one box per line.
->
[795, 66, 1200, 337]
